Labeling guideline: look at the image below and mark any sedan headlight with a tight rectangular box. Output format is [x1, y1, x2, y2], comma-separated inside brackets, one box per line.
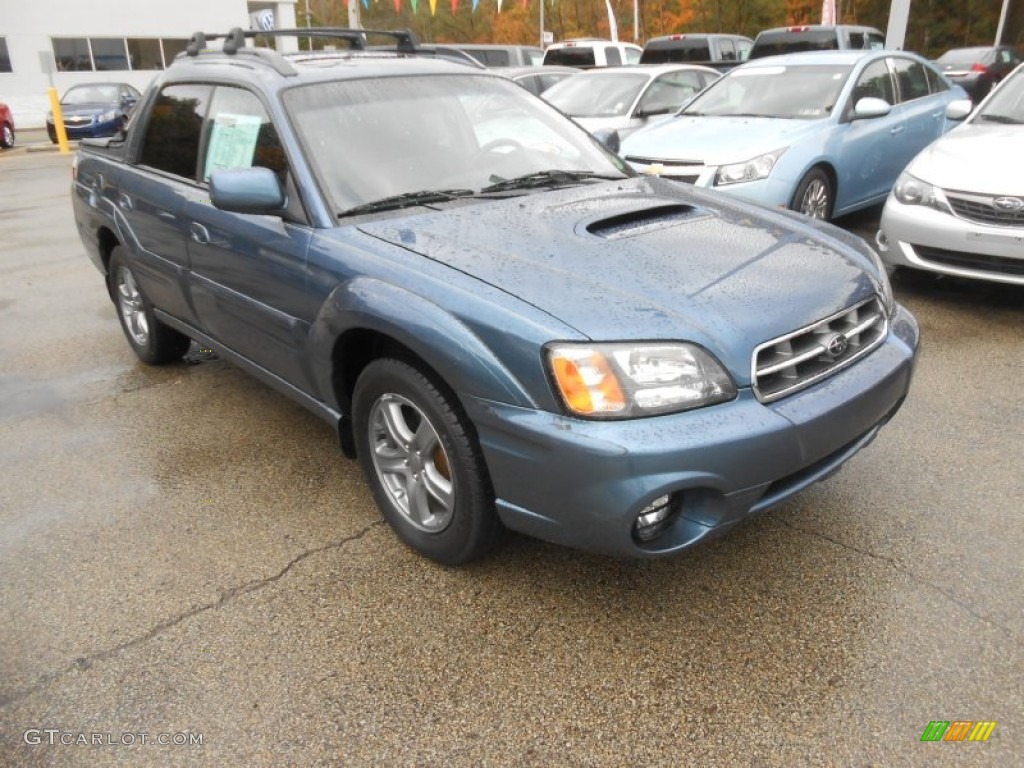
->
[715, 148, 787, 186]
[892, 171, 951, 214]
[547, 342, 737, 419]
[99, 110, 118, 123]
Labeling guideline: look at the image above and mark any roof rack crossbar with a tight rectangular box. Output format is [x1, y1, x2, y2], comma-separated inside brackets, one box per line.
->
[187, 27, 420, 54]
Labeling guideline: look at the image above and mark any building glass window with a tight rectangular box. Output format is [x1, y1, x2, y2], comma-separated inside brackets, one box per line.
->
[52, 38, 92, 71]
[127, 38, 164, 70]
[0, 38, 12, 73]
[162, 39, 190, 65]
[91, 38, 129, 71]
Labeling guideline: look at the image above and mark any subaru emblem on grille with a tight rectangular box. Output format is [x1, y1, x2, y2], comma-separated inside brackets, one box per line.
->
[825, 333, 849, 358]
[993, 196, 1024, 211]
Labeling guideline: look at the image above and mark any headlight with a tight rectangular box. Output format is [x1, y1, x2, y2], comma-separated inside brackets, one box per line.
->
[715, 148, 787, 186]
[99, 110, 118, 123]
[547, 342, 737, 419]
[892, 171, 950, 213]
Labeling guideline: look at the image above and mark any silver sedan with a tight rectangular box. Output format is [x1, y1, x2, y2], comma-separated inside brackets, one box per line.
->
[877, 62, 1024, 284]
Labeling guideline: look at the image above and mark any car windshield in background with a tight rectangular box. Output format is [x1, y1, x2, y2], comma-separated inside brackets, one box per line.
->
[544, 48, 597, 67]
[641, 41, 712, 64]
[543, 72, 650, 117]
[683, 65, 851, 119]
[975, 66, 1024, 123]
[754, 31, 841, 55]
[64, 85, 121, 105]
[283, 74, 628, 214]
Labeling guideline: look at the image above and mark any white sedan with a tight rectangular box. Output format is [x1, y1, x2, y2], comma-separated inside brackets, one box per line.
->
[542, 64, 720, 140]
[877, 62, 1024, 284]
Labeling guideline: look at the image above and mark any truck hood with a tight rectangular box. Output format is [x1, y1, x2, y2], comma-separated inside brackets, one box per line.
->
[356, 177, 880, 378]
[622, 115, 821, 164]
[906, 123, 1024, 194]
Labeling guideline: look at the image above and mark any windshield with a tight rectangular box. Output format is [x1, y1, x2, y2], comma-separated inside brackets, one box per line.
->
[683, 65, 851, 119]
[938, 48, 990, 66]
[283, 74, 628, 213]
[543, 72, 649, 117]
[63, 85, 121, 105]
[973, 67, 1024, 124]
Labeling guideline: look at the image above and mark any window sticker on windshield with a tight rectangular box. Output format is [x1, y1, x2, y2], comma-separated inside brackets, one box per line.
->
[204, 113, 262, 181]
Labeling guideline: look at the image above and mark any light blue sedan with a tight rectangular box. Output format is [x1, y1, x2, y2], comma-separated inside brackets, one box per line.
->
[621, 50, 970, 220]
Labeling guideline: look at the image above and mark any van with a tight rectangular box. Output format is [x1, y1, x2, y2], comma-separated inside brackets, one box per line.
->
[749, 25, 885, 60]
[451, 44, 544, 68]
[640, 33, 753, 71]
[542, 39, 643, 68]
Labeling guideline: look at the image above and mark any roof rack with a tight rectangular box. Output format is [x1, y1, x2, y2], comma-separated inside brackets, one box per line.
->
[182, 27, 489, 75]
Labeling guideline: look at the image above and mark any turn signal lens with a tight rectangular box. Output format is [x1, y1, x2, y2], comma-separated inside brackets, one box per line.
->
[550, 349, 626, 416]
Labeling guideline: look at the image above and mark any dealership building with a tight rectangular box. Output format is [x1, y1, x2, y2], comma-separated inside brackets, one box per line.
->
[2, 0, 298, 128]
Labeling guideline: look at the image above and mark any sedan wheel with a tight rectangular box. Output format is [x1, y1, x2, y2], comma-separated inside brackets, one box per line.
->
[1, 123, 13, 149]
[792, 168, 833, 221]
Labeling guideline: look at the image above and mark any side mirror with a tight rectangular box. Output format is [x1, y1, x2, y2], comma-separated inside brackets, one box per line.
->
[210, 167, 286, 215]
[592, 127, 620, 154]
[634, 105, 672, 119]
[851, 96, 892, 120]
[945, 99, 972, 121]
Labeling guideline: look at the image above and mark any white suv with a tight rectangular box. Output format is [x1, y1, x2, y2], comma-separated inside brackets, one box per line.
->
[542, 39, 642, 68]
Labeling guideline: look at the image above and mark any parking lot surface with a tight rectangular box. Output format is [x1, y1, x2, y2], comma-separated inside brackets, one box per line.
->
[1, 150, 1021, 766]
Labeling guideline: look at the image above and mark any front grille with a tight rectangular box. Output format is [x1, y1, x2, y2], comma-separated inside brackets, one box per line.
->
[625, 155, 705, 185]
[66, 116, 93, 126]
[946, 191, 1024, 227]
[913, 245, 1024, 276]
[752, 296, 888, 403]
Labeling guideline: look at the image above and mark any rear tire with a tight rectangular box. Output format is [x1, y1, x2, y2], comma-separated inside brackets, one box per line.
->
[108, 247, 191, 364]
[353, 358, 498, 565]
[0, 122, 13, 149]
[791, 167, 833, 221]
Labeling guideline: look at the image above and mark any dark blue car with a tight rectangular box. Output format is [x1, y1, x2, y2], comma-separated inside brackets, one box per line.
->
[48, 82, 141, 143]
[71, 29, 919, 564]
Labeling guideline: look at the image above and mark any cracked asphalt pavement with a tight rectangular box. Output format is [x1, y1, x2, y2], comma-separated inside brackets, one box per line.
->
[1, 151, 1021, 766]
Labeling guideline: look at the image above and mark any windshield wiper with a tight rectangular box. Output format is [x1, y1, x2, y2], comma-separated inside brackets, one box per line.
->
[975, 113, 1022, 125]
[479, 170, 623, 194]
[339, 188, 475, 217]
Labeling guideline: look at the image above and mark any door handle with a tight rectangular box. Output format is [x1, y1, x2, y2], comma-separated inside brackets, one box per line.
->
[117, 193, 133, 211]
[889, 126, 905, 135]
[190, 222, 211, 244]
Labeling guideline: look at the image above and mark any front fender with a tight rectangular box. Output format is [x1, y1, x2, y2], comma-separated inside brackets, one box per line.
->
[308, 277, 540, 414]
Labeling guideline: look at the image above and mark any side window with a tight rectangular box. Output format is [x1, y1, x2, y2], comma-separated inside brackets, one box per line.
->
[624, 46, 642, 65]
[139, 84, 211, 179]
[892, 58, 931, 103]
[847, 60, 895, 116]
[720, 40, 736, 61]
[867, 32, 886, 50]
[848, 32, 866, 50]
[737, 40, 752, 61]
[606, 47, 622, 66]
[201, 87, 287, 183]
[924, 65, 950, 94]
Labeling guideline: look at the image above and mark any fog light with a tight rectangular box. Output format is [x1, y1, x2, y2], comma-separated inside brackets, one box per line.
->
[633, 494, 675, 542]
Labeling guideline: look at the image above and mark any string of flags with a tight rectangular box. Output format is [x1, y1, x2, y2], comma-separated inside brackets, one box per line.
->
[355, 0, 536, 14]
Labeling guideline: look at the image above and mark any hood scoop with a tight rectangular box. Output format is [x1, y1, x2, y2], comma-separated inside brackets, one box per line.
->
[583, 203, 706, 240]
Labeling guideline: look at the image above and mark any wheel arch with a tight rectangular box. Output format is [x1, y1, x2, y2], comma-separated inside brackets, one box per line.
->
[316, 278, 539, 457]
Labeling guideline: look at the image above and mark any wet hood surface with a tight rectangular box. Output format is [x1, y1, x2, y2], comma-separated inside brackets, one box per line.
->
[356, 177, 879, 373]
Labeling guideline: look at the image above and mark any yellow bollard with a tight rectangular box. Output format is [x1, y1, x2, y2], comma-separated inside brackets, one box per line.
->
[47, 87, 71, 155]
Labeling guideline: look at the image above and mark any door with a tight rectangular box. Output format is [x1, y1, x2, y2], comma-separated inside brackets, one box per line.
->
[120, 83, 213, 326]
[184, 85, 315, 389]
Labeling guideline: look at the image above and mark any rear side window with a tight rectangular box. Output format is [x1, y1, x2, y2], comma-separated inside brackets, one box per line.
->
[139, 84, 211, 179]
[892, 58, 931, 102]
[720, 40, 736, 61]
[606, 47, 622, 66]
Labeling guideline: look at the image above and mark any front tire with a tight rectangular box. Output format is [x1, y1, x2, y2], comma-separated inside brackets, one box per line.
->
[791, 167, 833, 221]
[353, 358, 498, 565]
[0, 122, 13, 149]
[108, 247, 191, 364]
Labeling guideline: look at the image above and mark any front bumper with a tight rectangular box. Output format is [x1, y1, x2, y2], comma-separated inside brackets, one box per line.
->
[47, 117, 121, 141]
[878, 196, 1024, 285]
[466, 306, 919, 558]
